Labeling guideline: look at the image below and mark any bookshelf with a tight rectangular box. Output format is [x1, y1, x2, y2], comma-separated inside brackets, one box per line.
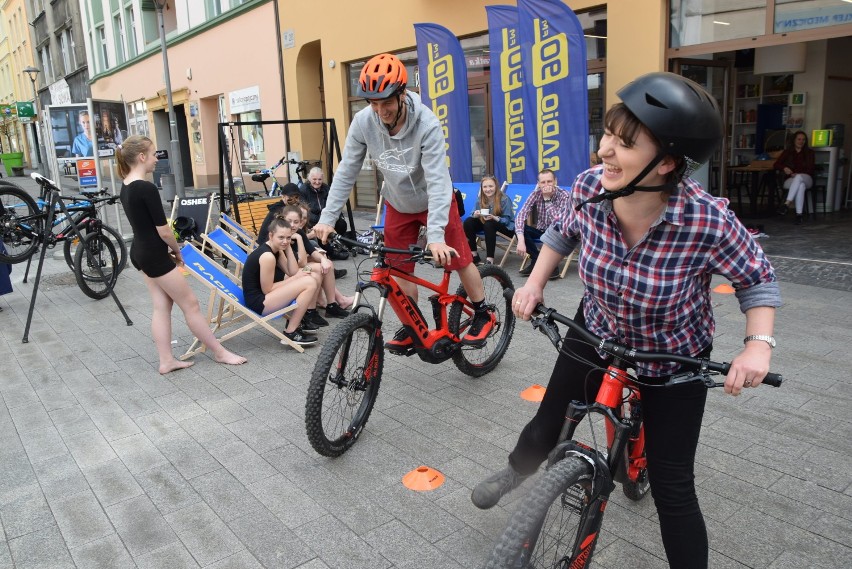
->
[730, 70, 794, 166]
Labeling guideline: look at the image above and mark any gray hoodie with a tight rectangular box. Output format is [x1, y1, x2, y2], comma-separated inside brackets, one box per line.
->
[319, 91, 453, 245]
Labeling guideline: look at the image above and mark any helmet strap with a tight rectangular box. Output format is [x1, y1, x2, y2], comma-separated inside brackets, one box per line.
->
[576, 152, 673, 211]
[384, 90, 406, 133]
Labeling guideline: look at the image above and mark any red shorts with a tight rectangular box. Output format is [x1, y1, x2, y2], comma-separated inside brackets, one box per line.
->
[383, 201, 473, 273]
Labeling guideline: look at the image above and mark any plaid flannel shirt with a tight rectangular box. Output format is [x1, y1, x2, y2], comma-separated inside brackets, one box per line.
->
[515, 186, 571, 235]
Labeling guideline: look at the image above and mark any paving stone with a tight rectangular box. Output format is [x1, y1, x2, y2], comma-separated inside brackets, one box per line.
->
[362, 519, 464, 569]
[157, 431, 222, 480]
[83, 457, 143, 507]
[64, 428, 118, 469]
[164, 501, 244, 566]
[134, 462, 201, 516]
[49, 404, 97, 438]
[180, 412, 240, 450]
[106, 494, 178, 558]
[69, 530, 135, 569]
[18, 424, 68, 464]
[8, 401, 52, 433]
[51, 489, 114, 548]
[206, 550, 266, 569]
[210, 440, 278, 486]
[291, 513, 388, 569]
[134, 541, 200, 569]
[228, 507, 316, 569]
[32, 453, 89, 503]
[110, 432, 168, 473]
[189, 468, 264, 521]
[8, 524, 75, 569]
[0, 482, 54, 538]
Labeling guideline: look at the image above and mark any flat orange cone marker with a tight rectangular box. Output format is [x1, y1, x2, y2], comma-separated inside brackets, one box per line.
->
[402, 466, 445, 491]
[521, 384, 546, 402]
[713, 283, 735, 294]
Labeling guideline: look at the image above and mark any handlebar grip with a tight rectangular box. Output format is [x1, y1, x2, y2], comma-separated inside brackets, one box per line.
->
[762, 372, 782, 387]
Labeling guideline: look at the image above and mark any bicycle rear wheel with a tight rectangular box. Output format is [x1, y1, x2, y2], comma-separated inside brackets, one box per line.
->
[448, 263, 516, 377]
[305, 312, 384, 457]
[64, 223, 127, 275]
[0, 186, 42, 264]
[74, 233, 119, 300]
[484, 457, 597, 569]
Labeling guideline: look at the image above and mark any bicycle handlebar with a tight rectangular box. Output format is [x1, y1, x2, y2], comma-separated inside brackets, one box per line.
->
[30, 173, 117, 205]
[502, 289, 782, 387]
[330, 233, 442, 263]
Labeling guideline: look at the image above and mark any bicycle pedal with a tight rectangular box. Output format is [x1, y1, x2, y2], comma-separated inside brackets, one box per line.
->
[386, 345, 416, 357]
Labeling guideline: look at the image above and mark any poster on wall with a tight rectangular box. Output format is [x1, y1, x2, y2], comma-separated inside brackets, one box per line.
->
[49, 103, 93, 161]
[92, 100, 129, 157]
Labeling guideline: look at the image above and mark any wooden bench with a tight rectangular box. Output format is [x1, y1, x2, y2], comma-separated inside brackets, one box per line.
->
[234, 197, 281, 237]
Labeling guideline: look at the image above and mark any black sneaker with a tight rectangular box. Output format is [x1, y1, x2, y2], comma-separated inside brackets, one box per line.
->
[472, 254, 483, 266]
[777, 203, 789, 215]
[281, 327, 318, 347]
[333, 268, 347, 279]
[304, 309, 329, 327]
[519, 262, 535, 276]
[463, 307, 495, 345]
[385, 327, 414, 352]
[548, 268, 560, 280]
[471, 464, 530, 509]
[325, 302, 349, 319]
[795, 214, 804, 225]
[297, 319, 319, 334]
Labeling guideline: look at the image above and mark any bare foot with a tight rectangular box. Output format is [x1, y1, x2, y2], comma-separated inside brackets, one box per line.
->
[159, 360, 195, 375]
[214, 350, 247, 366]
[338, 296, 355, 310]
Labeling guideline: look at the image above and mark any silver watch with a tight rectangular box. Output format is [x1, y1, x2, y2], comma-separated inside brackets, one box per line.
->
[743, 335, 776, 349]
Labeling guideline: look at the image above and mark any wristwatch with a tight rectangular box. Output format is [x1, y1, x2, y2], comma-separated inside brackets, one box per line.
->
[744, 335, 776, 349]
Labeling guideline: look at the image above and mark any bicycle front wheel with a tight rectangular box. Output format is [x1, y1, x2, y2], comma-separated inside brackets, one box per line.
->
[64, 223, 127, 275]
[0, 186, 42, 264]
[484, 457, 597, 569]
[74, 233, 119, 300]
[448, 263, 516, 377]
[305, 312, 384, 457]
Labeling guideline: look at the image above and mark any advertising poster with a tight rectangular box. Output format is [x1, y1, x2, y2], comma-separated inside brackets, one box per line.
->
[49, 104, 93, 161]
[92, 100, 129, 157]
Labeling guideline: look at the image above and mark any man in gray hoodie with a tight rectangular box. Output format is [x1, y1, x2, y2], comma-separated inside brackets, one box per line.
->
[313, 53, 494, 351]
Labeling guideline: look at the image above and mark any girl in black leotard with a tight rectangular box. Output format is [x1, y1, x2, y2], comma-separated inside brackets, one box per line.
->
[117, 135, 246, 374]
[242, 216, 320, 347]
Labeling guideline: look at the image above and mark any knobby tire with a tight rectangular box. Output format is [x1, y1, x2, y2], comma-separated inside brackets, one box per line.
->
[448, 263, 516, 377]
[64, 223, 127, 275]
[0, 186, 42, 264]
[484, 457, 597, 569]
[305, 312, 383, 457]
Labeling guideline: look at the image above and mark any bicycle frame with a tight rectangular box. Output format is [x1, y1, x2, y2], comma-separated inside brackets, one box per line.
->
[348, 243, 476, 364]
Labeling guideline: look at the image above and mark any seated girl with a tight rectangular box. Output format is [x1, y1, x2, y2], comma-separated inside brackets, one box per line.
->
[462, 175, 516, 265]
[242, 217, 320, 347]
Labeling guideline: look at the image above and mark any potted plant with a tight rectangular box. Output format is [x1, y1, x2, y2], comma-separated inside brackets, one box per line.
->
[0, 114, 25, 176]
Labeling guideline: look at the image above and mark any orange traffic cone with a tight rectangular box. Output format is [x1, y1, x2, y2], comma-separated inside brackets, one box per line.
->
[713, 283, 735, 294]
[521, 384, 546, 402]
[402, 466, 445, 491]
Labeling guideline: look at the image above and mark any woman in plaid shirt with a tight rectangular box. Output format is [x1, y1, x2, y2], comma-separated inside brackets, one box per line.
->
[473, 73, 780, 569]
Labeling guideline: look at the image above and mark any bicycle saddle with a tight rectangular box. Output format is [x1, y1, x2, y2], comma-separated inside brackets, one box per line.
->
[251, 172, 270, 183]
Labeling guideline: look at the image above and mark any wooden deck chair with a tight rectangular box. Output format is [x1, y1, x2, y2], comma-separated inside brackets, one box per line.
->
[169, 193, 217, 246]
[234, 196, 281, 237]
[219, 213, 257, 252]
[519, 248, 577, 279]
[178, 244, 304, 355]
[199, 227, 252, 323]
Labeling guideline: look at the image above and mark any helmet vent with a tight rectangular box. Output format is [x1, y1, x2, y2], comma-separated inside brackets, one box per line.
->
[644, 93, 668, 109]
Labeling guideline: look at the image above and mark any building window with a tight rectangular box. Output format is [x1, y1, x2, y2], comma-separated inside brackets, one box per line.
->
[39, 46, 52, 82]
[205, 0, 222, 19]
[126, 7, 138, 58]
[114, 14, 126, 64]
[60, 29, 75, 74]
[98, 26, 109, 70]
[127, 100, 148, 136]
[670, 0, 767, 48]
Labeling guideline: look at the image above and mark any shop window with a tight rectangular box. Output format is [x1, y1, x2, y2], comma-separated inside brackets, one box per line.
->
[126, 100, 148, 137]
[236, 111, 265, 168]
[775, 0, 852, 33]
[670, 0, 767, 48]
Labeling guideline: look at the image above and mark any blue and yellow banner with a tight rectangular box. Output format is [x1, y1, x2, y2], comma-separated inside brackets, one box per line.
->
[486, 5, 537, 184]
[414, 23, 473, 183]
[518, 0, 589, 185]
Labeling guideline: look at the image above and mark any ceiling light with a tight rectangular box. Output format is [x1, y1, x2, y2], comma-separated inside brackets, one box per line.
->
[713, 20, 731, 26]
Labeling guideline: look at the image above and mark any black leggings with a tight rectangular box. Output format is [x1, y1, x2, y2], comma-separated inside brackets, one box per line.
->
[509, 303, 709, 569]
[463, 217, 512, 259]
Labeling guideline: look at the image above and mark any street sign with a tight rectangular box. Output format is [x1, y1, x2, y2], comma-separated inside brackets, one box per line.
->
[77, 159, 98, 188]
[0, 104, 16, 116]
[15, 102, 34, 118]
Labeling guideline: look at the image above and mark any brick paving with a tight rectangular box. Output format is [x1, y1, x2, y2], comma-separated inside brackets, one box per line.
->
[1, 172, 850, 568]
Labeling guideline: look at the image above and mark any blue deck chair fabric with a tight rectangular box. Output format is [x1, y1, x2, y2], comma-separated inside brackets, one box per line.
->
[179, 244, 304, 354]
[219, 213, 257, 251]
[205, 227, 249, 267]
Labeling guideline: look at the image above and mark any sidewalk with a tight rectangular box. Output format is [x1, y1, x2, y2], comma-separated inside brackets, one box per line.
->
[0, 169, 850, 568]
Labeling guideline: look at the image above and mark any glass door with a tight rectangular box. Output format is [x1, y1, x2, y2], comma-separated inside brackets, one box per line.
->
[468, 77, 491, 182]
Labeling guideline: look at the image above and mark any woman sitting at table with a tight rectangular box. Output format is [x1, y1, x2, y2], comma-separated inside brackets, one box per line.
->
[774, 130, 815, 225]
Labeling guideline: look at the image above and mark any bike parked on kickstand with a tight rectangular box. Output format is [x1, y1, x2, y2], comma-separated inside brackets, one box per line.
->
[305, 233, 516, 457]
[482, 291, 782, 569]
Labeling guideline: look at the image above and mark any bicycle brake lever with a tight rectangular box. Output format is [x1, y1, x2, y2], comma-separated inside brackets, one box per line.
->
[532, 316, 562, 348]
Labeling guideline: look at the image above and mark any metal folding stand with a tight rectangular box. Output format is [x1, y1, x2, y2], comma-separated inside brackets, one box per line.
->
[22, 183, 132, 343]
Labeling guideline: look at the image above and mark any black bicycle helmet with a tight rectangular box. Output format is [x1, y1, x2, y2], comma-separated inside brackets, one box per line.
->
[173, 216, 198, 242]
[617, 72, 723, 171]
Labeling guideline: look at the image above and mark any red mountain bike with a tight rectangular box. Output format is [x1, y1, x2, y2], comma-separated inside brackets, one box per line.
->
[305, 234, 516, 457]
[483, 291, 782, 568]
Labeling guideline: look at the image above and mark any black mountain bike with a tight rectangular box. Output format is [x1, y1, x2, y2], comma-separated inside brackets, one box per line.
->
[483, 291, 782, 569]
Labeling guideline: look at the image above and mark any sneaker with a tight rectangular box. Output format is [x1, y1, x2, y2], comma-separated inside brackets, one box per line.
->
[519, 262, 536, 277]
[281, 327, 318, 347]
[384, 327, 413, 351]
[471, 464, 530, 509]
[325, 302, 349, 319]
[329, 244, 350, 261]
[472, 254, 483, 266]
[304, 309, 329, 327]
[548, 268, 560, 280]
[297, 319, 319, 334]
[795, 214, 804, 225]
[777, 203, 789, 215]
[333, 268, 347, 279]
[463, 307, 495, 345]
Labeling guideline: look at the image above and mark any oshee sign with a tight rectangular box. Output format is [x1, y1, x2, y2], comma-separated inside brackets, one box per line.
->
[414, 23, 472, 183]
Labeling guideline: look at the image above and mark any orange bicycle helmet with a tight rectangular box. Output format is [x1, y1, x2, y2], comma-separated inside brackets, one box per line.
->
[356, 53, 408, 99]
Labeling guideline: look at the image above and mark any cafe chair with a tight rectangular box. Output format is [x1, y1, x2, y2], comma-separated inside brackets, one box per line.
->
[803, 168, 827, 217]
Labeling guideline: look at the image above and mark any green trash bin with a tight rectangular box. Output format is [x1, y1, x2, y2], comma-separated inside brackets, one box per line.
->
[0, 152, 25, 176]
